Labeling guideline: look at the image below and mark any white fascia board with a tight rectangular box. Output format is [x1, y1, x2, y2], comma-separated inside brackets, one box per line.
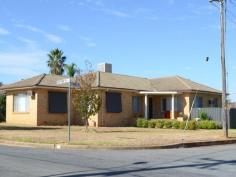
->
[139, 91, 179, 95]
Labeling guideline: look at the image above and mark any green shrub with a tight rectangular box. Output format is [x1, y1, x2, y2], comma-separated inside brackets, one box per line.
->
[208, 121, 217, 129]
[179, 121, 186, 129]
[198, 120, 208, 129]
[187, 120, 197, 130]
[197, 120, 221, 129]
[136, 118, 144, 127]
[143, 120, 148, 128]
[179, 121, 197, 130]
[155, 120, 165, 128]
[136, 118, 148, 128]
[172, 121, 180, 129]
[164, 120, 172, 128]
[148, 120, 156, 128]
[198, 111, 209, 121]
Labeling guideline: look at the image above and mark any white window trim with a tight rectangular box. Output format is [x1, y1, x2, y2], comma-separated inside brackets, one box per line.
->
[13, 92, 30, 113]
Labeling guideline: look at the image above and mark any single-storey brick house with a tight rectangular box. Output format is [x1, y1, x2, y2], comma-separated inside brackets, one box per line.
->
[1, 64, 221, 127]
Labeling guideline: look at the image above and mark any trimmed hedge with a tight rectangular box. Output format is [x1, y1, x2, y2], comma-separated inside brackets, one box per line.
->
[136, 118, 221, 130]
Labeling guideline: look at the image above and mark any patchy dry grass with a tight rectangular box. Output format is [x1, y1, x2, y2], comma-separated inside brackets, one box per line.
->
[0, 123, 235, 147]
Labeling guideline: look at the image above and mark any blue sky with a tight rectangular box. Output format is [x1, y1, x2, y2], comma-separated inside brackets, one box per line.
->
[0, 0, 236, 101]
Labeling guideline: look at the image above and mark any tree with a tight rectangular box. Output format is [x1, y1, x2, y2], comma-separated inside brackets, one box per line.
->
[72, 62, 101, 130]
[0, 94, 6, 122]
[47, 48, 66, 75]
[65, 63, 78, 77]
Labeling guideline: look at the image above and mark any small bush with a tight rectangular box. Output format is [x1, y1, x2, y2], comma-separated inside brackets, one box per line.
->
[136, 118, 148, 128]
[198, 111, 209, 121]
[142, 120, 148, 128]
[148, 120, 156, 128]
[179, 121, 197, 130]
[208, 121, 217, 129]
[197, 120, 221, 129]
[136, 118, 144, 127]
[164, 120, 172, 128]
[172, 121, 180, 129]
[180, 121, 186, 129]
[155, 120, 165, 128]
[198, 120, 208, 129]
[187, 120, 197, 130]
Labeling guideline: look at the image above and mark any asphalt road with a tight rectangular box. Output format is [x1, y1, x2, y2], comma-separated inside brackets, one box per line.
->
[0, 144, 236, 177]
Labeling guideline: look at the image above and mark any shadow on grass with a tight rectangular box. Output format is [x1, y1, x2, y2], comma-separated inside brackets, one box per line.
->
[0, 126, 62, 131]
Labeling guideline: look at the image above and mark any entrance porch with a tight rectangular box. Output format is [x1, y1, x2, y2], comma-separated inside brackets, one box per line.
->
[140, 91, 184, 120]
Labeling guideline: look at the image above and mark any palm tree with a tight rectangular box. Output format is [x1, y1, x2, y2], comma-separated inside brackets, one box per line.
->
[64, 63, 78, 77]
[47, 48, 66, 75]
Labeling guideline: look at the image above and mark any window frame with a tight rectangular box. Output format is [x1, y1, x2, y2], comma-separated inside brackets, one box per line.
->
[13, 92, 30, 113]
[132, 96, 141, 113]
[106, 92, 122, 113]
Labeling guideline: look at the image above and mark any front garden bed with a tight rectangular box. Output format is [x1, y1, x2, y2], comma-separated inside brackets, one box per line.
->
[136, 118, 222, 130]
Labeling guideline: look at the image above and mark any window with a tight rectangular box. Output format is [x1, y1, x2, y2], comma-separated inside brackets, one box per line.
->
[132, 96, 141, 113]
[106, 92, 122, 113]
[176, 96, 183, 112]
[194, 97, 203, 108]
[14, 93, 29, 112]
[161, 98, 167, 112]
[48, 92, 67, 113]
[208, 98, 218, 107]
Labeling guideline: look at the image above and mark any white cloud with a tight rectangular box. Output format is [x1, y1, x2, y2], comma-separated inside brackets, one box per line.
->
[45, 34, 63, 44]
[15, 24, 42, 33]
[79, 36, 96, 47]
[0, 27, 10, 35]
[18, 37, 37, 48]
[100, 8, 132, 18]
[16, 24, 63, 44]
[0, 51, 47, 79]
[58, 25, 71, 32]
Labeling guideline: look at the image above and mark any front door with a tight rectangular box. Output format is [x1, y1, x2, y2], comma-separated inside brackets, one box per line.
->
[149, 97, 153, 119]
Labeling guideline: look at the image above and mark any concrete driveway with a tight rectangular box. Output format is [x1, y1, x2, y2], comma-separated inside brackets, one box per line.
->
[0, 144, 236, 177]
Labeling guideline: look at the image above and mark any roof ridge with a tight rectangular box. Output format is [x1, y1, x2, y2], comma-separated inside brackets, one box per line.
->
[98, 71, 148, 80]
[150, 75, 182, 80]
[175, 76, 192, 90]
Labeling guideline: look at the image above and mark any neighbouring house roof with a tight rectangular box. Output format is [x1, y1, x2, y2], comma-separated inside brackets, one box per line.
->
[0, 72, 221, 94]
[230, 102, 236, 108]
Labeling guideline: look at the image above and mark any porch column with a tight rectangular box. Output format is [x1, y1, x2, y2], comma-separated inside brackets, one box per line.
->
[171, 94, 175, 119]
[145, 94, 148, 120]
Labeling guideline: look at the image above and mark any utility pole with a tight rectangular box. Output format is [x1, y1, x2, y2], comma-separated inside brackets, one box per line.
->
[210, 0, 228, 138]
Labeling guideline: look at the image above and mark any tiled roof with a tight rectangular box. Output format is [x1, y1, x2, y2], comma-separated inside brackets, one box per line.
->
[0, 74, 70, 90]
[150, 76, 221, 93]
[0, 72, 221, 94]
[98, 72, 152, 91]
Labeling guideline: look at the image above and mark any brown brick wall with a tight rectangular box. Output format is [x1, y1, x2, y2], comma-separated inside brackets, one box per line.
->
[6, 90, 38, 125]
[94, 90, 143, 127]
